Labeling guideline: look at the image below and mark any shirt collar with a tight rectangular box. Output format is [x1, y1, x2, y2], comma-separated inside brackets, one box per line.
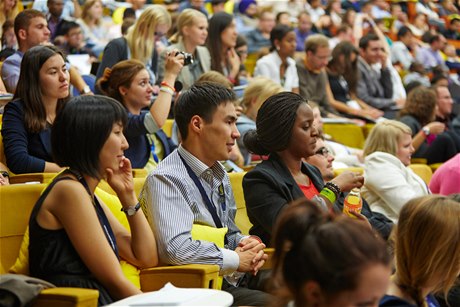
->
[177, 145, 226, 183]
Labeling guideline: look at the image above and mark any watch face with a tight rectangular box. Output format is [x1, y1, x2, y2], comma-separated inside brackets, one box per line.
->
[127, 208, 136, 216]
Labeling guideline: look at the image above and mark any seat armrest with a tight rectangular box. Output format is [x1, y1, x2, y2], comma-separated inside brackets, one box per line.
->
[33, 288, 99, 307]
[140, 264, 220, 292]
[261, 248, 274, 270]
[9, 173, 57, 184]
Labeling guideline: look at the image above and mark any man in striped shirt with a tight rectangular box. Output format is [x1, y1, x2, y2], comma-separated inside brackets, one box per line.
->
[140, 82, 270, 305]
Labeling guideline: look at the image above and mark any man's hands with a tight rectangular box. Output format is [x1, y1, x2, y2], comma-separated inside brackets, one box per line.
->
[236, 236, 268, 276]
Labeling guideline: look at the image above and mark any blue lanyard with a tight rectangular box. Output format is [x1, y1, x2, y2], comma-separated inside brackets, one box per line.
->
[179, 154, 228, 245]
[147, 134, 159, 163]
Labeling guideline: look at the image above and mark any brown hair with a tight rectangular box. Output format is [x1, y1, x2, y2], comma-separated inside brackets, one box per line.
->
[97, 59, 145, 103]
[399, 86, 436, 126]
[270, 199, 390, 306]
[363, 120, 412, 158]
[394, 195, 460, 305]
[13, 9, 45, 41]
[81, 0, 103, 26]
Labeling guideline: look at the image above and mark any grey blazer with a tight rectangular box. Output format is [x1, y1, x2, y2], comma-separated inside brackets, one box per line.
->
[157, 41, 211, 90]
[356, 57, 394, 110]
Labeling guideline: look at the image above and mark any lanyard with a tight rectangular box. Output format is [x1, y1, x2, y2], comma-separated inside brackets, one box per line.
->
[179, 154, 228, 244]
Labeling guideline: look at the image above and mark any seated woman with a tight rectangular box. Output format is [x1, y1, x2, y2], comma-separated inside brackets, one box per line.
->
[2, 45, 68, 174]
[327, 41, 384, 120]
[271, 199, 391, 306]
[242, 92, 364, 244]
[236, 76, 284, 165]
[158, 9, 210, 91]
[253, 24, 299, 93]
[97, 57, 183, 172]
[29, 95, 157, 305]
[399, 86, 459, 164]
[362, 120, 429, 223]
[380, 195, 460, 307]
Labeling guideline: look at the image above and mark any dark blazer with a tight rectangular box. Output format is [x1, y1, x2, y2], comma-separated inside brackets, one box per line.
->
[1, 99, 53, 174]
[242, 153, 326, 245]
[243, 153, 394, 244]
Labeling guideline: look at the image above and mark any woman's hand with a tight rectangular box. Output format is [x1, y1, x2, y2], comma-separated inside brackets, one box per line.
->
[227, 48, 241, 79]
[105, 157, 135, 199]
[331, 171, 364, 193]
[426, 121, 446, 135]
[164, 49, 185, 78]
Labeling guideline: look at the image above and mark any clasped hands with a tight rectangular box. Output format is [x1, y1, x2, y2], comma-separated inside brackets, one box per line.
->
[236, 236, 268, 276]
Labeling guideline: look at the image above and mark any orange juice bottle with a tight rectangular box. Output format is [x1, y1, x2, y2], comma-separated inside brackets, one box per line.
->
[343, 188, 362, 218]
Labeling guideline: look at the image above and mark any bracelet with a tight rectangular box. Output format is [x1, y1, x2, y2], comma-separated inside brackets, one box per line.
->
[160, 81, 175, 92]
[227, 76, 236, 84]
[249, 235, 263, 244]
[320, 187, 337, 204]
[160, 86, 174, 95]
[324, 181, 341, 198]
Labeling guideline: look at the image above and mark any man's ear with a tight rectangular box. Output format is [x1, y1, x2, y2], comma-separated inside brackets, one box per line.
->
[303, 281, 325, 307]
[18, 29, 27, 41]
[190, 115, 204, 134]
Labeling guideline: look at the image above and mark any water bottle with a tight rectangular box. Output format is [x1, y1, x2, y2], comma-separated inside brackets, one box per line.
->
[343, 188, 362, 218]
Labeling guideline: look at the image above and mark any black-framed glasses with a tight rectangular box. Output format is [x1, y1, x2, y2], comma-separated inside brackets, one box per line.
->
[0, 171, 9, 178]
[315, 147, 330, 157]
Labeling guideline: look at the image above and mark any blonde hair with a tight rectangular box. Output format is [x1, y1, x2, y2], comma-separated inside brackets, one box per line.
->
[0, 0, 20, 30]
[169, 8, 207, 44]
[394, 195, 460, 305]
[241, 77, 284, 111]
[126, 5, 171, 64]
[81, 0, 103, 26]
[363, 120, 412, 157]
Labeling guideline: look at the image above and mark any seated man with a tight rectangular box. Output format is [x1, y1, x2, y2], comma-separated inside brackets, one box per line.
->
[305, 137, 394, 240]
[244, 10, 275, 54]
[140, 82, 269, 306]
[357, 33, 404, 113]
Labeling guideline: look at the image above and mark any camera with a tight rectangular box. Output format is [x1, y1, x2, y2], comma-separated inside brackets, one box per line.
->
[175, 51, 194, 66]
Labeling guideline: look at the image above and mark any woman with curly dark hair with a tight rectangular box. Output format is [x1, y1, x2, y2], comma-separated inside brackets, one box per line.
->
[398, 86, 459, 164]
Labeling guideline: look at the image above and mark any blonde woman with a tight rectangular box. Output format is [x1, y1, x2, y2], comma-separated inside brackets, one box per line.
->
[361, 120, 429, 223]
[0, 0, 19, 41]
[158, 9, 210, 91]
[380, 195, 460, 307]
[76, 0, 115, 57]
[96, 5, 171, 87]
[236, 77, 284, 165]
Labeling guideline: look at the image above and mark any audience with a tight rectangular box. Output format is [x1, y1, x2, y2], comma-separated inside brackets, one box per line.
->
[380, 195, 460, 307]
[243, 92, 364, 244]
[29, 95, 157, 305]
[415, 34, 447, 71]
[270, 200, 391, 307]
[294, 11, 314, 52]
[158, 8, 210, 91]
[139, 83, 269, 306]
[390, 26, 416, 70]
[46, 0, 68, 43]
[2, 45, 69, 174]
[254, 24, 299, 93]
[97, 57, 183, 171]
[234, 0, 258, 35]
[206, 12, 241, 85]
[361, 120, 429, 223]
[399, 86, 459, 164]
[0, 162, 9, 186]
[96, 5, 171, 87]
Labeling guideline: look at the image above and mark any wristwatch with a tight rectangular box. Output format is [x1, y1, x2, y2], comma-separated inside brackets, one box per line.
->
[422, 126, 430, 137]
[121, 203, 141, 216]
[80, 85, 91, 95]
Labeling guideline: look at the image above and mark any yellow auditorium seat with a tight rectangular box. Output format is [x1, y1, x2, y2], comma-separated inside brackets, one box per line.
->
[1, 182, 220, 303]
[162, 119, 174, 138]
[408, 164, 433, 185]
[333, 167, 364, 177]
[0, 183, 99, 306]
[323, 123, 366, 149]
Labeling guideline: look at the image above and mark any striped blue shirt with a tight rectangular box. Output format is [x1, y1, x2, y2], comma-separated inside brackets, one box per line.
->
[139, 145, 245, 275]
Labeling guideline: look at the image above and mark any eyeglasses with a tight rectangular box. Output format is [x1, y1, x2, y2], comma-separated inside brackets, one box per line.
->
[154, 31, 166, 39]
[315, 147, 330, 157]
[0, 171, 9, 178]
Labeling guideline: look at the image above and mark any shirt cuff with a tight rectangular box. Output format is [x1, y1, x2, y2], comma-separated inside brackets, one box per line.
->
[220, 248, 239, 275]
[144, 112, 160, 134]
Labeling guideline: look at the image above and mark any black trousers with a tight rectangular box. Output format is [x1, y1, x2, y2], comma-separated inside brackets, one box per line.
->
[221, 270, 273, 306]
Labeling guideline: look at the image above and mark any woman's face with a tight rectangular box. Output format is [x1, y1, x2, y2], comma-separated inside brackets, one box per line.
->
[154, 23, 170, 42]
[220, 19, 238, 49]
[184, 16, 208, 47]
[318, 263, 392, 307]
[121, 69, 153, 113]
[396, 133, 414, 167]
[99, 122, 129, 173]
[39, 54, 69, 102]
[4, 0, 16, 12]
[277, 31, 297, 58]
[90, 1, 103, 20]
[286, 103, 318, 159]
